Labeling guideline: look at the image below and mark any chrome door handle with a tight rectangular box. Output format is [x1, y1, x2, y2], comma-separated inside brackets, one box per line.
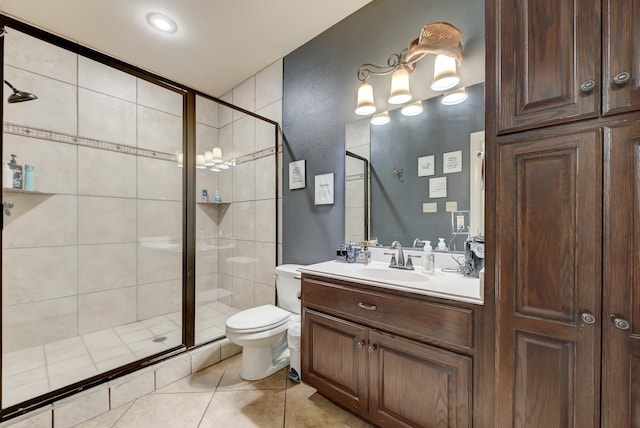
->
[580, 79, 596, 93]
[612, 317, 631, 331]
[613, 71, 631, 85]
[356, 340, 365, 349]
[581, 312, 597, 324]
[368, 344, 377, 353]
[357, 302, 377, 311]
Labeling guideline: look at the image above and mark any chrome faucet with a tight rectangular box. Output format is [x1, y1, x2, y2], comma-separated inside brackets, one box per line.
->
[390, 241, 405, 267]
[412, 238, 425, 248]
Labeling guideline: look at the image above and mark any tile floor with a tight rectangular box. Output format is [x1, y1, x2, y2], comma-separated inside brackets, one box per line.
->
[3, 301, 239, 407]
[75, 354, 372, 428]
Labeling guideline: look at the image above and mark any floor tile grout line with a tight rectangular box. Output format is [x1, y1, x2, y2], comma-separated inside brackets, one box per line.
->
[195, 366, 227, 428]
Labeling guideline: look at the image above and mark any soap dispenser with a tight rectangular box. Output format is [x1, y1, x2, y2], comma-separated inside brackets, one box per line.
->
[422, 245, 435, 274]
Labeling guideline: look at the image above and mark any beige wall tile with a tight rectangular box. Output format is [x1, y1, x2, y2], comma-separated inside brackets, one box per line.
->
[219, 338, 242, 360]
[255, 199, 276, 243]
[232, 276, 254, 310]
[218, 205, 233, 239]
[3, 296, 77, 352]
[346, 147, 369, 175]
[218, 123, 232, 160]
[78, 147, 136, 198]
[231, 201, 255, 241]
[217, 169, 233, 204]
[138, 240, 182, 285]
[78, 56, 136, 102]
[137, 157, 182, 201]
[254, 155, 276, 200]
[232, 161, 255, 202]
[254, 282, 275, 307]
[137, 200, 182, 241]
[2, 194, 78, 248]
[137, 279, 181, 320]
[78, 287, 136, 334]
[53, 386, 109, 428]
[196, 95, 219, 127]
[196, 245, 219, 276]
[154, 353, 191, 389]
[277, 197, 283, 244]
[4, 67, 77, 135]
[232, 76, 255, 121]
[137, 105, 182, 154]
[3, 134, 78, 195]
[254, 242, 276, 286]
[78, 196, 136, 245]
[137, 78, 183, 117]
[345, 118, 371, 150]
[108, 368, 155, 409]
[3, 246, 77, 305]
[345, 207, 365, 241]
[189, 342, 221, 372]
[195, 274, 219, 300]
[5, 29, 77, 84]
[255, 111, 278, 152]
[232, 116, 255, 158]
[218, 239, 234, 275]
[196, 204, 219, 242]
[78, 243, 137, 293]
[232, 240, 255, 281]
[196, 166, 219, 202]
[217, 273, 233, 305]
[196, 122, 219, 153]
[218, 92, 232, 127]
[255, 59, 283, 110]
[78, 88, 136, 146]
[0, 405, 52, 428]
[345, 178, 365, 208]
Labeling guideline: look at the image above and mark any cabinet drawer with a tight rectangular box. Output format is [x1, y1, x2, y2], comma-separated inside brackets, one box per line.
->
[303, 276, 473, 349]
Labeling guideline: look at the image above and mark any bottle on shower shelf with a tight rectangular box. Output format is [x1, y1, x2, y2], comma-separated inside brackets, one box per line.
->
[24, 165, 34, 191]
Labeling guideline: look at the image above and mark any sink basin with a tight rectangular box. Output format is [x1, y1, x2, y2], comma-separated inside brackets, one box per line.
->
[355, 267, 427, 282]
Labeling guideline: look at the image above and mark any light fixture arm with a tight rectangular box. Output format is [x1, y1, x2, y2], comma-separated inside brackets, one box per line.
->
[357, 50, 413, 82]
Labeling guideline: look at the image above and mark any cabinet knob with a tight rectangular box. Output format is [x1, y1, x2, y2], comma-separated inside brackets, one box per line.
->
[612, 316, 631, 331]
[613, 71, 631, 85]
[356, 340, 365, 349]
[368, 344, 377, 353]
[357, 302, 377, 311]
[581, 312, 597, 325]
[580, 79, 596, 93]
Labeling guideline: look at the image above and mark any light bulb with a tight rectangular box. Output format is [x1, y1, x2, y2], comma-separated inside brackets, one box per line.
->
[355, 82, 376, 115]
[388, 68, 412, 104]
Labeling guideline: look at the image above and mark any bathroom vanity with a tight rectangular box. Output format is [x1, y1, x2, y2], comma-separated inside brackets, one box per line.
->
[299, 261, 484, 428]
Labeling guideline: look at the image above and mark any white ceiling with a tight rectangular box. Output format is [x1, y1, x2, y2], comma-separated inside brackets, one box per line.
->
[0, 0, 372, 97]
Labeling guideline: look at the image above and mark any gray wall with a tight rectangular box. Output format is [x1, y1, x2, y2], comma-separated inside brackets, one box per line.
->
[282, 0, 485, 264]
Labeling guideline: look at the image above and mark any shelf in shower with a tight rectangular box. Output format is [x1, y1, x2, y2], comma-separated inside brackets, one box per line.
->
[3, 188, 53, 196]
[197, 201, 230, 205]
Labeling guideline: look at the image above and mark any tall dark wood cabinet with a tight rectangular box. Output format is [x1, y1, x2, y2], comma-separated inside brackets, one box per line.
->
[488, 0, 640, 426]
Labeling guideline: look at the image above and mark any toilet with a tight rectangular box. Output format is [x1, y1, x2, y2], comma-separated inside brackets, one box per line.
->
[225, 264, 303, 380]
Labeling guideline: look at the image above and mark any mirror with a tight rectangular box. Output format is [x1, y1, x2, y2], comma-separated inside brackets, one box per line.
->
[345, 82, 485, 250]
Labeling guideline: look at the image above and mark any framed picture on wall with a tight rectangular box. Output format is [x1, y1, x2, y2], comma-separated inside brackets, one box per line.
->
[418, 155, 435, 177]
[289, 160, 306, 190]
[314, 173, 334, 205]
[443, 150, 463, 174]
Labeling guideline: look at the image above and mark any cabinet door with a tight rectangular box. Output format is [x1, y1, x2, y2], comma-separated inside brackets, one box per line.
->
[368, 330, 471, 428]
[301, 309, 368, 415]
[497, 0, 600, 133]
[495, 130, 602, 427]
[603, 0, 640, 115]
[602, 124, 640, 427]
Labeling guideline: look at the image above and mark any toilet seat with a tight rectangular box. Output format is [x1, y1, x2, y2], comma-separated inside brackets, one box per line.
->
[226, 304, 291, 334]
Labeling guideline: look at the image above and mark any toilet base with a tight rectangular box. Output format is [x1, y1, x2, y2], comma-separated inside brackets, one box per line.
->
[239, 335, 290, 381]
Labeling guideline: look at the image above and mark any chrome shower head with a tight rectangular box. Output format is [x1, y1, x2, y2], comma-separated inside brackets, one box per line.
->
[4, 80, 38, 103]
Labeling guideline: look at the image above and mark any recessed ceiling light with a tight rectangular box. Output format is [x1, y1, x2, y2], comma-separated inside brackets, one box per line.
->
[146, 13, 177, 34]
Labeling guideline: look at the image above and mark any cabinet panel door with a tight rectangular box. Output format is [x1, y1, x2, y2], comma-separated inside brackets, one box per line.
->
[603, 0, 640, 115]
[368, 330, 471, 428]
[602, 125, 640, 427]
[495, 131, 602, 427]
[497, 0, 600, 133]
[301, 309, 368, 415]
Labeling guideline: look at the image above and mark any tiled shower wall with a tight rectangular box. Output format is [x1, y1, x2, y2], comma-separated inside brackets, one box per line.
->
[1, 29, 184, 352]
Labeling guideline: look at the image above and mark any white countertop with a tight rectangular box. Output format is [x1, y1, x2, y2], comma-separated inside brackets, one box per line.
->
[299, 260, 484, 305]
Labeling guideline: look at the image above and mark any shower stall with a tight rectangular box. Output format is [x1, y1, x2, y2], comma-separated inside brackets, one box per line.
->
[0, 19, 279, 416]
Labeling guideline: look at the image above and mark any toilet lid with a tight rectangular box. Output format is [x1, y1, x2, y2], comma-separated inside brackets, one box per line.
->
[226, 304, 291, 333]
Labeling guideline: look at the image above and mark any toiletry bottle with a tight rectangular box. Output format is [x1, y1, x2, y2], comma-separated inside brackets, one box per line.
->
[422, 246, 435, 274]
[437, 238, 447, 251]
[24, 165, 34, 191]
[202, 188, 208, 202]
[214, 190, 221, 203]
[9, 154, 22, 189]
[2, 160, 12, 188]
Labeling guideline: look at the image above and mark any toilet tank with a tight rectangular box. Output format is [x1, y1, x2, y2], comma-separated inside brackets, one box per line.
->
[275, 264, 304, 314]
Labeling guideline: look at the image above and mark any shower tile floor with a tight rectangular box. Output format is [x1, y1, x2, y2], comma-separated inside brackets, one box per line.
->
[2, 301, 239, 407]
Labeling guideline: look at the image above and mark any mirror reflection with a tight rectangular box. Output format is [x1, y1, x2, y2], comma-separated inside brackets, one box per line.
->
[345, 82, 485, 250]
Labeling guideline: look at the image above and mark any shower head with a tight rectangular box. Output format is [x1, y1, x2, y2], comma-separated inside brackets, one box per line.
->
[4, 80, 38, 103]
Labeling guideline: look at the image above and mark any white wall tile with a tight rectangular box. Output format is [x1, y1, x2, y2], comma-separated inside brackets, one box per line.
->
[217, 273, 233, 305]
[255, 155, 276, 200]
[255, 199, 276, 243]
[78, 243, 137, 293]
[278, 197, 283, 245]
[78, 147, 136, 198]
[2, 194, 77, 248]
[232, 116, 256, 158]
[232, 240, 255, 281]
[53, 386, 109, 428]
[218, 239, 234, 275]
[345, 118, 371, 150]
[232, 77, 255, 120]
[231, 201, 255, 241]
[218, 206, 233, 239]
[138, 240, 182, 285]
[3, 296, 77, 352]
[137, 279, 181, 320]
[189, 342, 221, 372]
[232, 277, 254, 310]
[218, 170, 233, 205]
[78, 196, 136, 245]
[137, 105, 182, 154]
[218, 123, 232, 161]
[196, 245, 219, 276]
[220, 338, 242, 360]
[154, 353, 191, 389]
[137, 157, 182, 201]
[78, 88, 136, 146]
[254, 242, 276, 286]
[4, 67, 77, 135]
[108, 368, 155, 409]
[218, 91, 232, 127]
[255, 110, 278, 152]
[345, 207, 365, 242]
[195, 273, 219, 299]
[232, 161, 255, 202]
[254, 282, 275, 307]
[345, 178, 366, 208]
[3, 134, 78, 195]
[0, 405, 52, 428]
[79, 287, 137, 334]
[5, 29, 77, 84]
[137, 78, 183, 117]
[196, 95, 219, 127]
[78, 56, 136, 102]
[137, 200, 182, 241]
[196, 204, 219, 242]
[196, 122, 219, 153]
[3, 246, 77, 305]
[255, 59, 283, 110]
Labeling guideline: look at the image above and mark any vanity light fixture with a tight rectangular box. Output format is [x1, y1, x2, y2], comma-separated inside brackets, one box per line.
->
[176, 151, 183, 167]
[195, 154, 207, 169]
[371, 111, 391, 125]
[217, 163, 231, 170]
[146, 12, 178, 34]
[210, 167, 221, 172]
[441, 87, 468, 105]
[355, 22, 463, 115]
[211, 147, 224, 164]
[400, 100, 424, 116]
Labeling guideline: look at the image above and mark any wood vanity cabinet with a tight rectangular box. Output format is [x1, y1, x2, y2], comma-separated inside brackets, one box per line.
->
[496, 0, 640, 134]
[301, 275, 475, 428]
